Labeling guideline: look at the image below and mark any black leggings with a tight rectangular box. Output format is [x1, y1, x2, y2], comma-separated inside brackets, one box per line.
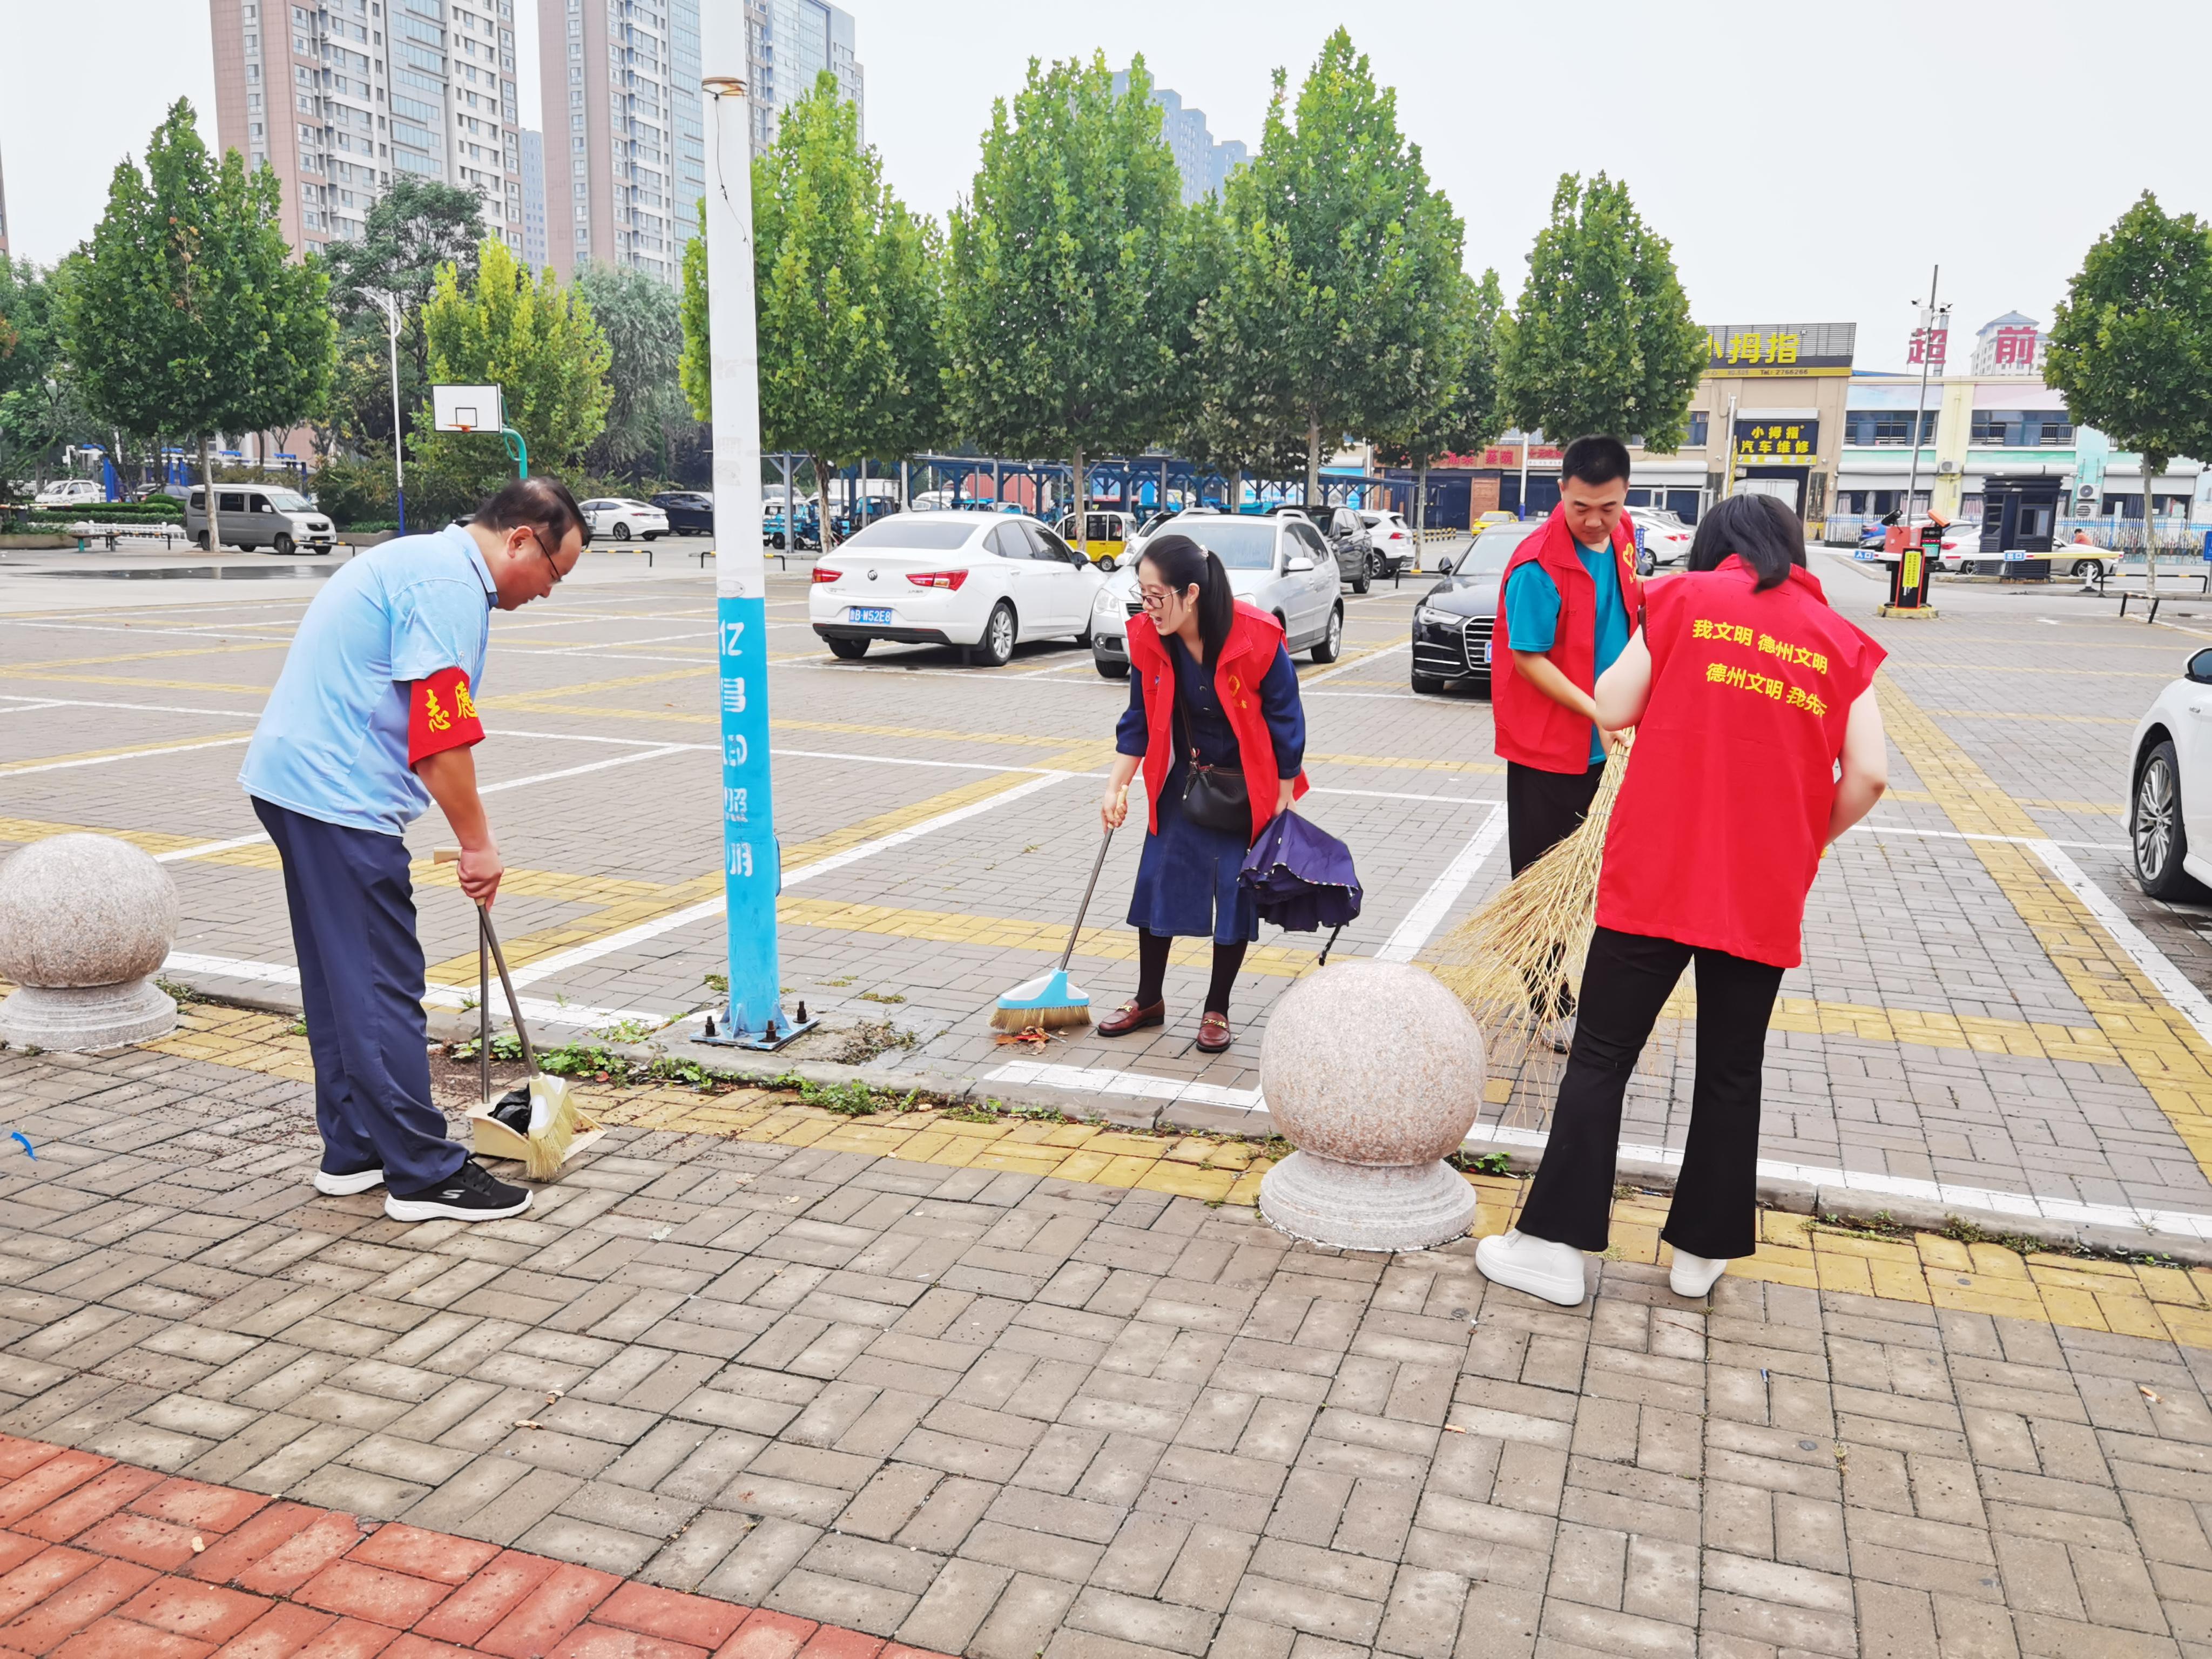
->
[1515, 926, 1784, 1260]
[1135, 928, 1247, 1016]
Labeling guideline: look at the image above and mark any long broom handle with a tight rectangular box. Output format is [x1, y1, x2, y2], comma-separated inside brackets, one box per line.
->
[1058, 820, 1116, 974]
[436, 848, 536, 1073]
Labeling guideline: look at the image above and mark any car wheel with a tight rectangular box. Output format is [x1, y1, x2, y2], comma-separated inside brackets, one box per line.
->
[644, 531, 662, 541]
[1411, 671, 1445, 694]
[826, 637, 869, 660]
[1095, 656, 1130, 679]
[2134, 739, 2210, 900]
[1366, 551, 1385, 581]
[1310, 604, 1344, 663]
[2072, 557, 2106, 581]
[272, 533, 294, 557]
[612, 521, 631, 539]
[967, 601, 1016, 667]
[1350, 562, 1371, 595]
[194, 531, 211, 551]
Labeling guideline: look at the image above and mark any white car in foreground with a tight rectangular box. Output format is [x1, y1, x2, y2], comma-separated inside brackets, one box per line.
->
[2132, 645, 2212, 900]
[810, 512, 1104, 667]
[579, 497, 669, 541]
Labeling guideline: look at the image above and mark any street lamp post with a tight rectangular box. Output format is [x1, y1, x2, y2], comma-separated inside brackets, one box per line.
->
[1900, 265, 1945, 528]
[380, 293, 407, 536]
[699, 42, 812, 1049]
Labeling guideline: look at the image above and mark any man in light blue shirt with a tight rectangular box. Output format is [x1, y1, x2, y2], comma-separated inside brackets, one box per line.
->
[241, 477, 587, 1223]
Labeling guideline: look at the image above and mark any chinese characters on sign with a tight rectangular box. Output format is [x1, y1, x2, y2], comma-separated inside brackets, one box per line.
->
[1731, 419, 1819, 467]
[1906, 326, 1948, 367]
[1992, 326, 2038, 368]
[1703, 322, 1856, 379]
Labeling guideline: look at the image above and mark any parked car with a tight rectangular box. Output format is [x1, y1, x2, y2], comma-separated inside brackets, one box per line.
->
[35, 479, 105, 509]
[810, 512, 1104, 667]
[1056, 509, 1142, 564]
[184, 485, 335, 555]
[1090, 511, 1344, 678]
[2129, 644, 2212, 900]
[650, 490, 714, 535]
[1266, 502, 1377, 592]
[1628, 506, 1694, 572]
[1409, 522, 1532, 695]
[579, 497, 669, 541]
[1358, 510, 1420, 578]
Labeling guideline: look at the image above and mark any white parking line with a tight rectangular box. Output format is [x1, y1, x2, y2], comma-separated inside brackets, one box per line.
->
[1377, 805, 1507, 962]
[2, 736, 254, 776]
[158, 950, 660, 1031]
[2031, 837, 2212, 1052]
[1303, 639, 1411, 686]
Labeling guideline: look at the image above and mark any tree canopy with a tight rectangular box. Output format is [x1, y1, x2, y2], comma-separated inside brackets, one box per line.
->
[1373, 268, 1506, 528]
[1496, 172, 1705, 451]
[1200, 30, 1466, 497]
[0, 259, 93, 496]
[576, 261, 689, 475]
[943, 51, 1182, 518]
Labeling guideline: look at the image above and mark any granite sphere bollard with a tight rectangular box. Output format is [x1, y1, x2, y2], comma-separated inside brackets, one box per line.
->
[1258, 959, 1487, 1250]
[0, 834, 180, 1051]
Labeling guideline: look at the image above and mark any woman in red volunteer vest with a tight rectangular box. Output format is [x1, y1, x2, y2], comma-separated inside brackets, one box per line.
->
[1097, 533, 1310, 1053]
[1478, 493, 1890, 1308]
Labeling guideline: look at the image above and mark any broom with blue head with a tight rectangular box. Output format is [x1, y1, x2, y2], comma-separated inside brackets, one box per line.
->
[991, 815, 1118, 1031]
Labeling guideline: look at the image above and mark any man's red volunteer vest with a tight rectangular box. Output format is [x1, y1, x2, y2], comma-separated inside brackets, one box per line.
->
[1127, 601, 1310, 845]
[1596, 556, 1886, 968]
[1493, 506, 1643, 773]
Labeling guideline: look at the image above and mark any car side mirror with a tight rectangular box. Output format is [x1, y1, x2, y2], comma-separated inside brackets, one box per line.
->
[2188, 648, 2212, 685]
[1434, 555, 1455, 575]
[1286, 555, 1316, 573]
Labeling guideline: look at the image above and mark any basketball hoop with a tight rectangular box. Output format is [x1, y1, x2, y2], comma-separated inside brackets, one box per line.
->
[432, 384, 503, 435]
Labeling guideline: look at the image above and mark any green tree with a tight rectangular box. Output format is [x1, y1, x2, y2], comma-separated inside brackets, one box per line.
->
[944, 51, 1182, 543]
[1199, 31, 1466, 501]
[682, 71, 942, 547]
[1496, 172, 1705, 456]
[1374, 268, 1505, 535]
[2046, 191, 2212, 597]
[0, 259, 98, 501]
[320, 179, 488, 452]
[417, 235, 611, 492]
[575, 261, 689, 478]
[61, 99, 334, 548]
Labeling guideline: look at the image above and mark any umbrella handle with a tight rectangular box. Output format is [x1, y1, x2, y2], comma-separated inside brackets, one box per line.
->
[1060, 824, 1115, 973]
[1317, 923, 1345, 967]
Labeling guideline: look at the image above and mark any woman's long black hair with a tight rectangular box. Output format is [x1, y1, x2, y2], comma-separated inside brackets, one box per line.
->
[1138, 532, 1235, 662]
[1685, 493, 1808, 592]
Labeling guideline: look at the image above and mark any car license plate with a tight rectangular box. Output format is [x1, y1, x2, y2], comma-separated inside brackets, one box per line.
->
[848, 606, 893, 625]
[1482, 639, 1493, 666]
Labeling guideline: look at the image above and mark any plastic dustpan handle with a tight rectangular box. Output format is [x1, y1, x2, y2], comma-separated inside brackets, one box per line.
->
[478, 903, 538, 1073]
[437, 846, 538, 1074]
[1060, 822, 1115, 973]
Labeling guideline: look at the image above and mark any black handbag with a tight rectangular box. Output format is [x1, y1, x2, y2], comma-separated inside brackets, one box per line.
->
[1173, 666, 1250, 834]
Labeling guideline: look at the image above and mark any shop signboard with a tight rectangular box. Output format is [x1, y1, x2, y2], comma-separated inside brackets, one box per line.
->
[1733, 419, 1819, 468]
[1703, 322, 1856, 379]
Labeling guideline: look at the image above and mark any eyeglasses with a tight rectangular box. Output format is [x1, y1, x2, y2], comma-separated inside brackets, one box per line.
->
[1138, 584, 1178, 609]
[528, 526, 575, 584]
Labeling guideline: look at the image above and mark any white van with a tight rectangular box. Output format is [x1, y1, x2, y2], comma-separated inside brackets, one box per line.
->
[185, 485, 336, 555]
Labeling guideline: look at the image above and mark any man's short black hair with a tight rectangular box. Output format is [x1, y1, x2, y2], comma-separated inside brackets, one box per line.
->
[1559, 435, 1632, 489]
[475, 476, 590, 548]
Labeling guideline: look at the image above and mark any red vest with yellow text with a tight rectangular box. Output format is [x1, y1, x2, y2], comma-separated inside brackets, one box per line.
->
[1596, 558, 1885, 968]
[1125, 601, 1310, 845]
[1492, 507, 1643, 773]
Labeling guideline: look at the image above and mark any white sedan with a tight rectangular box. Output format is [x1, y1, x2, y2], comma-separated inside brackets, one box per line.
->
[1359, 509, 1419, 576]
[2131, 645, 2212, 900]
[1628, 507, 1694, 569]
[579, 497, 669, 541]
[810, 512, 1104, 667]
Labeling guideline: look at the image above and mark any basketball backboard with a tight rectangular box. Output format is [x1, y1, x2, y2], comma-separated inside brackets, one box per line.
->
[432, 384, 504, 434]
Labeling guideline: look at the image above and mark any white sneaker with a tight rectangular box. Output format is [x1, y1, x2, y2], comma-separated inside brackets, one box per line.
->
[1475, 1229, 1589, 1307]
[1669, 1249, 1728, 1299]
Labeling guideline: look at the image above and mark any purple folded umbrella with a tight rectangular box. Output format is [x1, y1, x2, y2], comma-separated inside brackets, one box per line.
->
[1240, 812, 1362, 956]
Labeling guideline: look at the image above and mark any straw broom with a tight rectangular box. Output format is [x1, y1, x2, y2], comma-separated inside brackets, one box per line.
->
[1432, 733, 1633, 1063]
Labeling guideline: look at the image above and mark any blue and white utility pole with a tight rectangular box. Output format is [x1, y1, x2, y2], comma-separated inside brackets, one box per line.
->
[701, 33, 811, 1048]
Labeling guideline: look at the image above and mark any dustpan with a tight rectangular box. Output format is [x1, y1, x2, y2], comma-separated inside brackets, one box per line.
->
[436, 851, 603, 1177]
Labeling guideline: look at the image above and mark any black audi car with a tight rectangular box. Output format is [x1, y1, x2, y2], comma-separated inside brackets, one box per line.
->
[1409, 522, 1531, 694]
[650, 490, 714, 534]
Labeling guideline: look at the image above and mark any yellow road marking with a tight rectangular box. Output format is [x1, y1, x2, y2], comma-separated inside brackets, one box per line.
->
[1923, 708, 2135, 725]
[1900, 661, 2169, 678]
[0, 640, 288, 676]
[0, 731, 255, 774]
[1886, 790, 2120, 813]
[0, 673, 274, 696]
[132, 999, 2212, 1350]
[1879, 673, 2212, 1177]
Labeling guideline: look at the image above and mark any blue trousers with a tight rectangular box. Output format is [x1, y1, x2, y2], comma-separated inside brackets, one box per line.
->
[253, 797, 466, 1191]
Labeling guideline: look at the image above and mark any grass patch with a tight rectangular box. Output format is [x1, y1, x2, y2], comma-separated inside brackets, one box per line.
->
[1450, 1150, 1513, 1176]
[156, 976, 210, 1006]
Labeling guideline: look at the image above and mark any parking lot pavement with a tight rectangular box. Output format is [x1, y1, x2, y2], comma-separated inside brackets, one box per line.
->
[16, 1040, 2212, 1658]
[10, 542, 2212, 1240]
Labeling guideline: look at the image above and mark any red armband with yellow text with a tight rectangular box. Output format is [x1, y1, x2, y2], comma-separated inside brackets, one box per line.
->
[407, 666, 485, 766]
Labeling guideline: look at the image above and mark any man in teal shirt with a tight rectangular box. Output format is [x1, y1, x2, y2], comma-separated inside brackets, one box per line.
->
[1503, 520, 1633, 768]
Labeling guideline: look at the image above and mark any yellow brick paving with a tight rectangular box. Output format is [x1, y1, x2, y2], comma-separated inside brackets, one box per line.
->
[137, 999, 2212, 1350]
[1878, 673, 2212, 1176]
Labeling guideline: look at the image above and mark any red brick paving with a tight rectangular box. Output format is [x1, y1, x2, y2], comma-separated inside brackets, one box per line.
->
[0, 1437, 955, 1659]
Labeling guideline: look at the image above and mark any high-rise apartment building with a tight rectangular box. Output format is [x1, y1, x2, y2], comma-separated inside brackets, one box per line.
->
[210, 0, 526, 259]
[746, 0, 863, 153]
[539, 0, 705, 285]
[520, 127, 547, 271]
[1112, 72, 1245, 205]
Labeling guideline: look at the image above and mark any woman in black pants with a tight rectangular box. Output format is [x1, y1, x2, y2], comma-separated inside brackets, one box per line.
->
[1476, 494, 1890, 1307]
[1095, 534, 1308, 1053]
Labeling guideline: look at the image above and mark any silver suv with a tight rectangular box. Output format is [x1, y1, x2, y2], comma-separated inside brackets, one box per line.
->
[185, 485, 335, 555]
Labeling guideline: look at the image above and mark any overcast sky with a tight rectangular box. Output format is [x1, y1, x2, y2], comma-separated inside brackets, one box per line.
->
[5, 0, 2208, 374]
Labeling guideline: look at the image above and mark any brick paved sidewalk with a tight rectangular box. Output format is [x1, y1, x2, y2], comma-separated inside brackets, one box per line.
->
[15, 1045, 2212, 1656]
[0, 1431, 948, 1659]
